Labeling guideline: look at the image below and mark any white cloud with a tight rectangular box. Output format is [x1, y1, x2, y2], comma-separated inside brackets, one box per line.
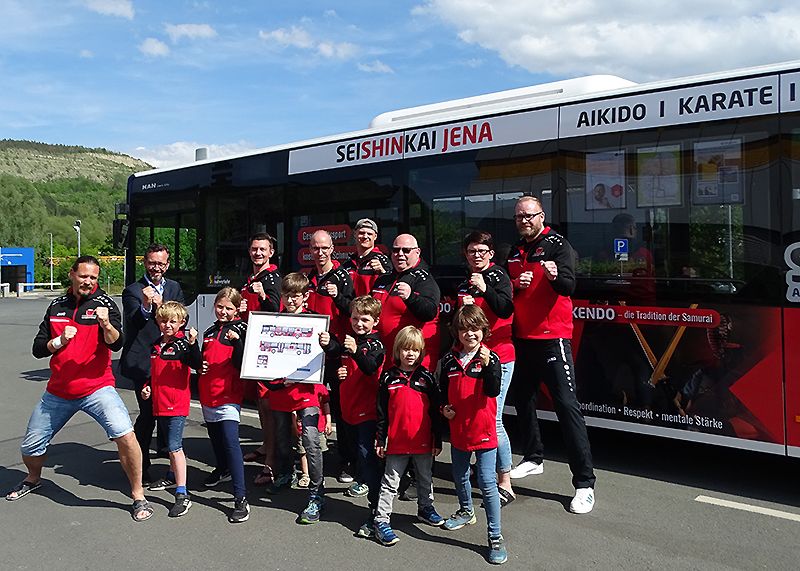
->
[414, 0, 800, 80]
[84, 0, 134, 20]
[79, 49, 94, 58]
[259, 26, 315, 49]
[165, 23, 218, 43]
[138, 38, 170, 57]
[131, 141, 256, 169]
[317, 41, 357, 59]
[259, 25, 358, 60]
[358, 60, 394, 74]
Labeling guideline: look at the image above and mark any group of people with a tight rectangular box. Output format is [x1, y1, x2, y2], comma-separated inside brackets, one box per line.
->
[6, 196, 596, 566]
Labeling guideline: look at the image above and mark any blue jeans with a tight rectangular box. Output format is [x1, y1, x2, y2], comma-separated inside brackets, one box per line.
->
[354, 420, 381, 510]
[496, 361, 514, 474]
[451, 446, 501, 538]
[156, 415, 187, 453]
[21, 386, 134, 457]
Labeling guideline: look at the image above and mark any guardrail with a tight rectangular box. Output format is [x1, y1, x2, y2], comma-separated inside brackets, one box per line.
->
[16, 282, 61, 296]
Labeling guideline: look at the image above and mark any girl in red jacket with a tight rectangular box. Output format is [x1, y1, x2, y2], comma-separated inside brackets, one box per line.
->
[199, 287, 249, 523]
[439, 305, 507, 565]
[141, 301, 201, 518]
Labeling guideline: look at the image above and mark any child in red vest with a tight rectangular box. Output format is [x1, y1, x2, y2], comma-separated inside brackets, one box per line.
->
[371, 325, 444, 545]
[199, 287, 249, 523]
[439, 304, 506, 564]
[141, 301, 201, 518]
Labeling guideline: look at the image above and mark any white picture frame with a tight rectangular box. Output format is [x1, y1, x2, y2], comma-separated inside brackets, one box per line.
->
[240, 311, 329, 383]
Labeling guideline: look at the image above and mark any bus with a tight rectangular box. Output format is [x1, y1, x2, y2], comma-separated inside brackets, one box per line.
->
[121, 59, 800, 458]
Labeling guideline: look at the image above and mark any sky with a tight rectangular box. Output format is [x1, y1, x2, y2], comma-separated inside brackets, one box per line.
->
[2, 0, 800, 169]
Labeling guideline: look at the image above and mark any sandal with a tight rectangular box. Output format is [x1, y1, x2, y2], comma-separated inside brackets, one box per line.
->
[5, 479, 42, 501]
[253, 466, 274, 486]
[243, 449, 267, 463]
[498, 486, 516, 508]
[131, 498, 155, 522]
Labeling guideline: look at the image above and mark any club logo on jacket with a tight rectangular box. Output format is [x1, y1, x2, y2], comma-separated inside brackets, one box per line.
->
[534, 247, 545, 257]
[468, 362, 483, 375]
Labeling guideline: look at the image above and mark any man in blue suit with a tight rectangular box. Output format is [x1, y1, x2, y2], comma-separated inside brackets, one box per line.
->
[120, 243, 185, 484]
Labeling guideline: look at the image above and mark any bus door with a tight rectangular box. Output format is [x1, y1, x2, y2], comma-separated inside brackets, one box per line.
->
[783, 123, 800, 458]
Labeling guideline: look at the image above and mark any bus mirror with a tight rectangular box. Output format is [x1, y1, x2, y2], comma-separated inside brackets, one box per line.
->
[113, 219, 129, 249]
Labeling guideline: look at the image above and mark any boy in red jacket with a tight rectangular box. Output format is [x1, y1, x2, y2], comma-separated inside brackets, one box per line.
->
[439, 305, 507, 565]
[319, 296, 385, 528]
[371, 326, 444, 545]
[141, 301, 201, 517]
[263, 273, 327, 525]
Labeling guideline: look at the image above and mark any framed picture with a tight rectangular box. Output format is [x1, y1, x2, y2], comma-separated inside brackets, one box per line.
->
[692, 139, 744, 205]
[240, 311, 329, 383]
[636, 144, 682, 207]
[585, 151, 626, 210]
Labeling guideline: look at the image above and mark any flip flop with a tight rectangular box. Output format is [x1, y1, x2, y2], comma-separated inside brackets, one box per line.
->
[253, 466, 274, 486]
[131, 499, 155, 522]
[5, 480, 42, 501]
[243, 449, 267, 463]
[498, 486, 516, 508]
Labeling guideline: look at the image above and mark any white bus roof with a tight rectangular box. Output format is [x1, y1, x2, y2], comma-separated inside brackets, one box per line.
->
[133, 59, 800, 178]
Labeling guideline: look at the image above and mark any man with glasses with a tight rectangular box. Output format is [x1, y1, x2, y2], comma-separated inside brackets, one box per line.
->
[506, 196, 596, 514]
[371, 233, 441, 369]
[120, 243, 185, 484]
[306, 229, 357, 484]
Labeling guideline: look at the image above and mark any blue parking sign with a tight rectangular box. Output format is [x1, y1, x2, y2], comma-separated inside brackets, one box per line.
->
[614, 238, 629, 255]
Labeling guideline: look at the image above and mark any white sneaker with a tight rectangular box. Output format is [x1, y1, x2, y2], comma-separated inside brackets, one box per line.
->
[509, 460, 543, 479]
[570, 487, 595, 514]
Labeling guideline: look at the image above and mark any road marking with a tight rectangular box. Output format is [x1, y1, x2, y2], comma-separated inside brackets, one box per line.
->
[695, 495, 800, 523]
[189, 401, 260, 419]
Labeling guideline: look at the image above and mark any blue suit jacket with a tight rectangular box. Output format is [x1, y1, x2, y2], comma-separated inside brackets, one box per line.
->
[119, 276, 185, 385]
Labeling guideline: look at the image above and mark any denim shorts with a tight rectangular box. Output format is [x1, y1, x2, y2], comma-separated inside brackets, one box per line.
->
[156, 415, 187, 453]
[21, 386, 134, 457]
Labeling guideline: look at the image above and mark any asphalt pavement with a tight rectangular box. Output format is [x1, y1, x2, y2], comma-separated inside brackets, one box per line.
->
[0, 295, 798, 570]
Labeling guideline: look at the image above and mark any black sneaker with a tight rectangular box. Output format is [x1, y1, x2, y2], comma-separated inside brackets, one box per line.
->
[228, 497, 250, 523]
[148, 477, 176, 491]
[168, 493, 192, 517]
[203, 469, 232, 488]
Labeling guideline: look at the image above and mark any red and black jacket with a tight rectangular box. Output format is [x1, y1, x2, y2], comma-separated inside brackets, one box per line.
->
[343, 249, 391, 297]
[147, 333, 202, 416]
[376, 365, 442, 455]
[199, 319, 247, 408]
[438, 346, 502, 452]
[33, 287, 124, 400]
[456, 263, 515, 363]
[306, 260, 354, 341]
[506, 227, 576, 339]
[240, 264, 281, 320]
[322, 331, 385, 425]
[371, 259, 441, 369]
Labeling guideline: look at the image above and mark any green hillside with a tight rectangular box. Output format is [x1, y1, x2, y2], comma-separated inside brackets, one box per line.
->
[0, 139, 151, 183]
[0, 140, 152, 292]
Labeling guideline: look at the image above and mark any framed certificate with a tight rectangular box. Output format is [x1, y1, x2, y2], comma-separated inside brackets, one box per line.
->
[240, 312, 329, 383]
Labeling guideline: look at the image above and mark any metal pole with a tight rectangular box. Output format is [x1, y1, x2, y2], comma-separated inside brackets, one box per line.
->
[77, 228, 81, 258]
[49, 233, 53, 290]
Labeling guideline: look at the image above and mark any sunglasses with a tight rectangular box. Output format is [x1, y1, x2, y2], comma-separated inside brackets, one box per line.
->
[392, 246, 419, 255]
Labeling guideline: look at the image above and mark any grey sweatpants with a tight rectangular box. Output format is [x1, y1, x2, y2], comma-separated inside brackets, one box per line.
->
[374, 453, 434, 524]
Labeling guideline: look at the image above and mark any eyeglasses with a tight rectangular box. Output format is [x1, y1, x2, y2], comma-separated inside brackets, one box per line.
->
[309, 246, 332, 252]
[145, 261, 168, 268]
[513, 212, 543, 222]
[392, 246, 419, 255]
[466, 248, 491, 257]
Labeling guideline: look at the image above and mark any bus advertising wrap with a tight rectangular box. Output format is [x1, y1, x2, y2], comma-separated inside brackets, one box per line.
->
[563, 300, 785, 453]
[288, 108, 559, 174]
